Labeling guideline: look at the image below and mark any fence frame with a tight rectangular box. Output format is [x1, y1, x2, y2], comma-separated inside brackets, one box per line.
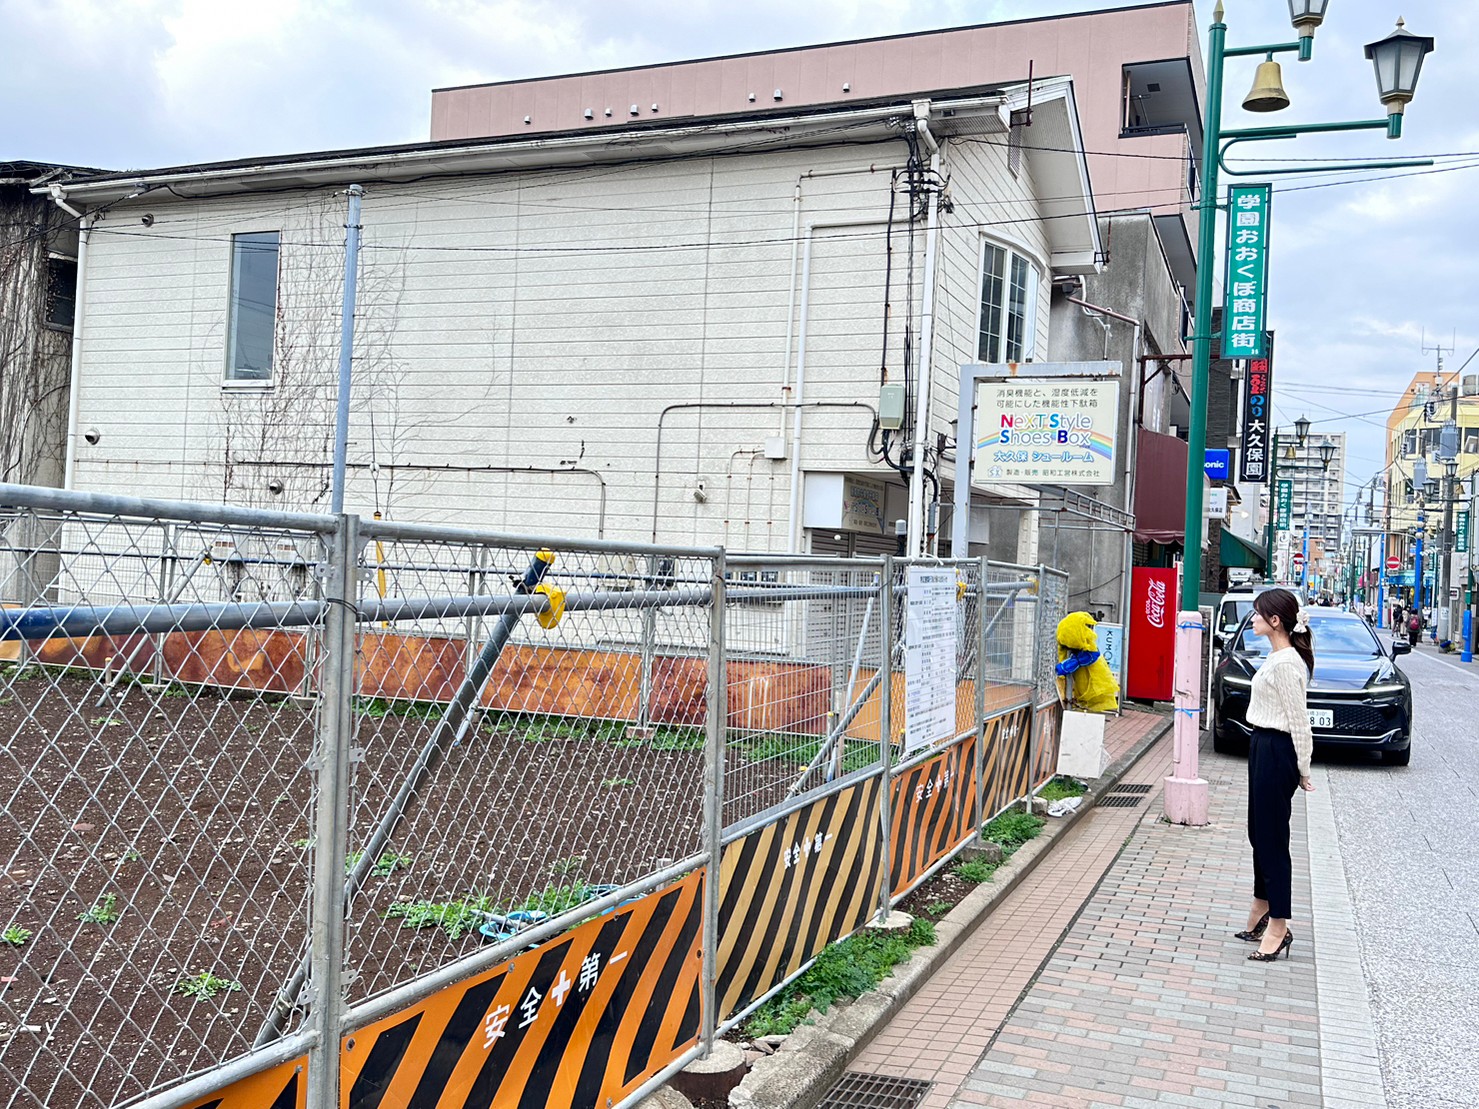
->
[0, 483, 1068, 1109]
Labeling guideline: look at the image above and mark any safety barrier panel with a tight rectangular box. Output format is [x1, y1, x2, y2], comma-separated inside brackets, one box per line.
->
[0, 484, 1065, 1109]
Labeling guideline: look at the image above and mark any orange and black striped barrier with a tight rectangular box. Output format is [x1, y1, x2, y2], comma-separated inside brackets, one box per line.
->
[887, 733, 979, 898]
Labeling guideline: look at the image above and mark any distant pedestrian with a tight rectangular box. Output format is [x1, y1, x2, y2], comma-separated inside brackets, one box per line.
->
[1235, 588, 1314, 962]
[1408, 611, 1422, 648]
[1392, 603, 1404, 632]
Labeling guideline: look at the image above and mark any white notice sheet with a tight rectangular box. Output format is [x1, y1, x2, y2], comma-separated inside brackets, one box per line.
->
[904, 566, 957, 753]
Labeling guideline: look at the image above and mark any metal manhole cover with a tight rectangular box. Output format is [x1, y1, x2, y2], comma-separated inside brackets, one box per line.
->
[1098, 794, 1143, 807]
[1107, 783, 1153, 794]
[815, 1071, 933, 1109]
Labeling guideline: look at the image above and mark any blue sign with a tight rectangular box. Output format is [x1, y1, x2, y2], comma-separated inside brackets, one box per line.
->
[1096, 622, 1126, 691]
[1204, 449, 1231, 481]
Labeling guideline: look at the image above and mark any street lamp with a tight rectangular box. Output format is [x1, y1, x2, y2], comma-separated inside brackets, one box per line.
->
[1294, 414, 1311, 447]
[1170, 2, 1434, 826]
[1365, 20, 1436, 137]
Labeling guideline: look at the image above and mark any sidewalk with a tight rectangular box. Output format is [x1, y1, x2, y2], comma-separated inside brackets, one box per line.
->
[843, 722, 1385, 1109]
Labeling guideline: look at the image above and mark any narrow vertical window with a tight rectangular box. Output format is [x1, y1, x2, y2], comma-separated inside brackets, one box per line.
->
[978, 240, 1039, 364]
[226, 231, 280, 382]
[977, 243, 1005, 363]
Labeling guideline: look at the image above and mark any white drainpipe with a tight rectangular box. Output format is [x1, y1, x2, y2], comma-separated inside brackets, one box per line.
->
[51, 187, 90, 491]
[906, 100, 942, 556]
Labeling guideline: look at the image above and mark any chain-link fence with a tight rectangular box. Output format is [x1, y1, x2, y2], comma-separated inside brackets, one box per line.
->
[0, 484, 1065, 1109]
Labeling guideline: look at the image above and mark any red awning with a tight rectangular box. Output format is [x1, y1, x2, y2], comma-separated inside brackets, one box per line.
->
[1133, 430, 1189, 544]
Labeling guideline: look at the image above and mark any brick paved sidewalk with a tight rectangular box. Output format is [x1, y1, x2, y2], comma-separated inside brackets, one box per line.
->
[848, 718, 1386, 1109]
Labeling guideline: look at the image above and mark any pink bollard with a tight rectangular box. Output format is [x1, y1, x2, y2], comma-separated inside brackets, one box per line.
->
[1163, 609, 1209, 825]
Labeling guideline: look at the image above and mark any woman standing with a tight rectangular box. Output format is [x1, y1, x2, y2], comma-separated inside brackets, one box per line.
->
[1234, 588, 1315, 961]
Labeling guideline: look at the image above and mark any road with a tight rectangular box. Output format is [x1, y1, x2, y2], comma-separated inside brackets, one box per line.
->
[1325, 646, 1479, 1109]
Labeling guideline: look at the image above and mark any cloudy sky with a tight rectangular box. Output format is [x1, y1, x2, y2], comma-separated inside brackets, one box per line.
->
[5, 0, 1475, 502]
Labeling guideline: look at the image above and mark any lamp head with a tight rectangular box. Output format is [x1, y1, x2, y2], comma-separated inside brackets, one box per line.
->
[1287, 0, 1330, 40]
[1294, 415, 1311, 445]
[1364, 18, 1434, 118]
[1319, 441, 1337, 468]
[1242, 58, 1291, 113]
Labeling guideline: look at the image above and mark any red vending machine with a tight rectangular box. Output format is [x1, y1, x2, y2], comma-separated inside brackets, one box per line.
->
[1127, 567, 1179, 701]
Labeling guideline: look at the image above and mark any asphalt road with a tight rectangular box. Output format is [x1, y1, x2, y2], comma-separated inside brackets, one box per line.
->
[1324, 646, 1479, 1109]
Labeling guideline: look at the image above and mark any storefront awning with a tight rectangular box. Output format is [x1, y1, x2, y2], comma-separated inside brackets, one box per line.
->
[1132, 430, 1189, 543]
[1219, 528, 1268, 570]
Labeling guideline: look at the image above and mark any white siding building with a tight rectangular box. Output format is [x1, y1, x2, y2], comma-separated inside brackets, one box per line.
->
[47, 84, 1099, 562]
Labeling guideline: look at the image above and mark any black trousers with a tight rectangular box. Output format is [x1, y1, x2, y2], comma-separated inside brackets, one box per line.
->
[1247, 726, 1301, 920]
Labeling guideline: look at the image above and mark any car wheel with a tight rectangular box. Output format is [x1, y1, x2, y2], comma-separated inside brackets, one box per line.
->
[1382, 745, 1411, 767]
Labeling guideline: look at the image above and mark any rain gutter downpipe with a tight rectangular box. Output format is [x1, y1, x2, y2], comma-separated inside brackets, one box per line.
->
[906, 100, 942, 557]
[51, 186, 91, 491]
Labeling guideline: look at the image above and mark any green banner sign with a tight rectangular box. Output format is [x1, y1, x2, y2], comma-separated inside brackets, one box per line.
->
[1223, 184, 1272, 360]
[1276, 479, 1293, 530]
[1459, 509, 1470, 554]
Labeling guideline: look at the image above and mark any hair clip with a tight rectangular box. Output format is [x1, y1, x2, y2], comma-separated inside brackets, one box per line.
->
[1294, 607, 1311, 634]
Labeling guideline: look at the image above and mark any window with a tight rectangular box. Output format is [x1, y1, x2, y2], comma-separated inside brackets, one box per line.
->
[977, 241, 1038, 363]
[226, 231, 280, 383]
[44, 255, 78, 330]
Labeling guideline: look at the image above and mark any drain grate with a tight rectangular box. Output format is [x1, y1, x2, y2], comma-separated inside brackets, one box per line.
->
[1098, 794, 1143, 807]
[815, 1071, 933, 1109]
[1107, 783, 1153, 795]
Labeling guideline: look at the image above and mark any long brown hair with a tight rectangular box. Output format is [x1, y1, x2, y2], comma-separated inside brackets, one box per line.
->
[1254, 588, 1314, 675]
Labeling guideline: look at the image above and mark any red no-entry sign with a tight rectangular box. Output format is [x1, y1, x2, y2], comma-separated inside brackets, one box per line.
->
[1291, 552, 1306, 570]
[1386, 556, 1401, 572]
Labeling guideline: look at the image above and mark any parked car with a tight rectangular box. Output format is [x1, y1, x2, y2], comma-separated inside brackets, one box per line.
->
[1212, 583, 1306, 653]
[1210, 607, 1413, 766]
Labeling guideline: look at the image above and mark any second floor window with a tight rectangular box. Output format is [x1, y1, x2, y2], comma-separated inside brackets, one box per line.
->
[978, 241, 1038, 364]
[226, 231, 280, 383]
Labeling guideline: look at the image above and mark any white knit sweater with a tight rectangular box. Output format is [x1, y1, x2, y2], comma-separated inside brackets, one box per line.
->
[1245, 646, 1314, 777]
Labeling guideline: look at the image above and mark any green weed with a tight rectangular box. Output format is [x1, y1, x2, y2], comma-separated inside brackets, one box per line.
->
[982, 811, 1045, 855]
[952, 858, 999, 884]
[601, 777, 636, 788]
[1037, 776, 1087, 803]
[174, 971, 242, 1000]
[744, 917, 936, 1037]
[386, 895, 497, 940]
[734, 733, 822, 766]
[923, 900, 952, 918]
[346, 851, 412, 877]
[77, 894, 120, 925]
[2, 925, 32, 946]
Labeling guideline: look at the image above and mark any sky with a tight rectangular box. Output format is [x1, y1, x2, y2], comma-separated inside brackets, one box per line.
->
[4, 0, 1476, 508]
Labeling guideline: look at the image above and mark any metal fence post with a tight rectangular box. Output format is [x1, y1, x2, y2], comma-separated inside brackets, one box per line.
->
[153, 523, 175, 684]
[877, 556, 894, 918]
[975, 557, 989, 836]
[638, 554, 658, 731]
[1025, 565, 1047, 805]
[700, 549, 727, 1053]
[304, 514, 358, 1109]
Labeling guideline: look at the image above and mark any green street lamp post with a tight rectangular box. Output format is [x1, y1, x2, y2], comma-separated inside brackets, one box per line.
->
[1167, 1, 1433, 825]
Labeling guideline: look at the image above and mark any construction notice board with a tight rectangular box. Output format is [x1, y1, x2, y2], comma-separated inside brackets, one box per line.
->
[904, 566, 957, 752]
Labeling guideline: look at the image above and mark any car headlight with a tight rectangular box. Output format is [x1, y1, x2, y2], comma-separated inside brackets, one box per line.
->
[1221, 674, 1253, 688]
[1365, 682, 1407, 694]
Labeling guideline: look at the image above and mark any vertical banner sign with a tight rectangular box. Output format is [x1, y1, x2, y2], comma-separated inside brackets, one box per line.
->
[904, 566, 958, 752]
[1276, 480, 1293, 530]
[1095, 622, 1126, 694]
[1238, 336, 1276, 482]
[1224, 183, 1272, 360]
[1126, 567, 1178, 702]
[1459, 510, 1470, 554]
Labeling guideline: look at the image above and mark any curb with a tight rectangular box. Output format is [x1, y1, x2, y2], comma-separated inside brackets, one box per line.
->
[730, 709, 1174, 1109]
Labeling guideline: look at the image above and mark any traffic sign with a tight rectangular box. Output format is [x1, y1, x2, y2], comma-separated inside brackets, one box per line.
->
[1291, 552, 1306, 570]
[1386, 556, 1401, 572]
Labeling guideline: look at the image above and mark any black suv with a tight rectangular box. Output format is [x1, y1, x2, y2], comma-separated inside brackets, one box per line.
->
[1210, 607, 1413, 766]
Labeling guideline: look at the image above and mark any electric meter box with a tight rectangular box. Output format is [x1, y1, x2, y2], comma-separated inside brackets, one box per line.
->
[878, 384, 906, 430]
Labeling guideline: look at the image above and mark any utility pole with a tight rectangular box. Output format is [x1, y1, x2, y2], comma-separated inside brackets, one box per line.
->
[331, 184, 364, 515]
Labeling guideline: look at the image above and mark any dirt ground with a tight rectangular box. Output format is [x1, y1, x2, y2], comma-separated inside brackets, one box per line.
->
[0, 669, 800, 1108]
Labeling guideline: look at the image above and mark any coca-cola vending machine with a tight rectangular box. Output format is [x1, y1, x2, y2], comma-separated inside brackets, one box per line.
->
[1127, 567, 1179, 701]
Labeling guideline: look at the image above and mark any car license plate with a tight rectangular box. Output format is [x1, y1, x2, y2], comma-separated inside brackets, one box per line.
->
[1309, 709, 1333, 729]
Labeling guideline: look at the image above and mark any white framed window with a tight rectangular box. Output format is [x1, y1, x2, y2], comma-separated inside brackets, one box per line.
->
[225, 231, 280, 383]
[977, 239, 1039, 364]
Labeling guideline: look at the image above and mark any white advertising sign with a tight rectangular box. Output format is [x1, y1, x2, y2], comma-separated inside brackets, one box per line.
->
[973, 379, 1121, 486]
[1095, 621, 1126, 693]
[904, 566, 958, 753]
[840, 475, 887, 534]
[1207, 487, 1229, 519]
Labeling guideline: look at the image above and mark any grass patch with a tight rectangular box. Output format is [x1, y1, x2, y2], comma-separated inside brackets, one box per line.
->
[174, 971, 242, 1000]
[77, 894, 120, 925]
[952, 858, 999, 884]
[2, 925, 32, 946]
[347, 851, 412, 877]
[600, 777, 636, 788]
[744, 917, 936, 1037]
[1037, 776, 1087, 803]
[982, 811, 1045, 856]
[386, 895, 497, 940]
